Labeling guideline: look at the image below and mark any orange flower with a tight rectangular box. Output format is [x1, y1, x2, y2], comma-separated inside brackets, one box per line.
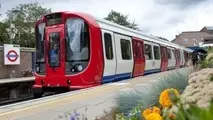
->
[145, 113, 163, 120]
[142, 108, 152, 118]
[152, 106, 161, 114]
[159, 88, 179, 108]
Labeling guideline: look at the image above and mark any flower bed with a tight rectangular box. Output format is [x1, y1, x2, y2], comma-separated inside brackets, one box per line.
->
[115, 48, 213, 120]
[115, 68, 192, 120]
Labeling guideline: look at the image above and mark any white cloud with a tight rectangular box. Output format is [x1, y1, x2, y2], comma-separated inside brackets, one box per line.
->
[1, 0, 213, 41]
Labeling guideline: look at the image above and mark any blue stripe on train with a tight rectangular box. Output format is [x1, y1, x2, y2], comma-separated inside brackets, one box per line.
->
[143, 69, 161, 75]
[102, 72, 132, 84]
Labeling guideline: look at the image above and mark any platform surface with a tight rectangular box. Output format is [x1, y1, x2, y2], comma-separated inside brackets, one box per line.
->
[0, 77, 34, 84]
[0, 67, 192, 120]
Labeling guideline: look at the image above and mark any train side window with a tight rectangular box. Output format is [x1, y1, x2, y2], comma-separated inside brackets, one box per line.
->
[104, 33, 113, 60]
[144, 44, 152, 60]
[154, 46, 160, 60]
[167, 49, 171, 59]
[120, 39, 132, 60]
[136, 42, 142, 57]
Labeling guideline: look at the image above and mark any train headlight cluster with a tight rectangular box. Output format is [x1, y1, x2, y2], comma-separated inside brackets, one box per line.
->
[77, 64, 83, 71]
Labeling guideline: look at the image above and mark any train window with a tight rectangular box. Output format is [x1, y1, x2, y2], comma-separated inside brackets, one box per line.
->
[136, 42, 142, 57]
[35, 23, 45, 63]
[164, 47, 167, 58]
[35, 23, 46, 74]
[167, 49, 172, 59]
[65, 18, 90, 74]
[141, 43, 144, 58]
[48, 32, 60, 67]
[120, 39, 132, 60]
[104, 33, 113, 60]
[144, 44, 152, 60]
[153, 46, 160, 60]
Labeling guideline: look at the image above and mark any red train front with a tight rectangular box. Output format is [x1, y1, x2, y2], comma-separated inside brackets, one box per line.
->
[32, 12, 104, 98]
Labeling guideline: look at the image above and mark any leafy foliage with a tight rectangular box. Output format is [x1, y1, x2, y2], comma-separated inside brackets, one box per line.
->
[199, 47, 213, 68]
[162, 93, 213, 120]
[116, 68, 192, 119]
[4, 2, 51, 47]
[0, 22, 9, 45]
[105, 10, 139, 30]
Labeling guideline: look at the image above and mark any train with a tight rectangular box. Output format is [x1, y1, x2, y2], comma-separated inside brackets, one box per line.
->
[32, 11, 193, 98]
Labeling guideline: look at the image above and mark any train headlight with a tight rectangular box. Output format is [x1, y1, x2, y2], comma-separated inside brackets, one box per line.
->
[67, 79, 71, 85]
[77, 64, 83, 71]
[41, 79, 44, 84]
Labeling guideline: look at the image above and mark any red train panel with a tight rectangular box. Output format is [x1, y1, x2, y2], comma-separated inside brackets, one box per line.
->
[160, 46, 168, 71]
[132, 37, 145, 77]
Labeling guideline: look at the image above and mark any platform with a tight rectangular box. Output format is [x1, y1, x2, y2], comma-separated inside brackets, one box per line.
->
[0, 77, 34, 84]
[0, 67, 192, 120]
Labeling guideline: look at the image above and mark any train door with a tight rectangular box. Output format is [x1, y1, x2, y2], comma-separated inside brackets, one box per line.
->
[101, 30, 116, 83]
[175, 49, 181, 68]
[184, 51, 188, 66]
[167, 47, 173, 70]
[180, 49, 185, 67]
[45, 26, 65, 85]
[160, 46, 168, 71]
[114, 33, 134, 80]
[132, 37, 145, 77]
[144, 41, 154, 74]
[171, 48, 176, 69]
[152, 43, 161, 71]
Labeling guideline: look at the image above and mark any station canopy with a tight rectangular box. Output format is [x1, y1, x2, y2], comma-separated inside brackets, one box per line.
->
[187, 46, 207, 54]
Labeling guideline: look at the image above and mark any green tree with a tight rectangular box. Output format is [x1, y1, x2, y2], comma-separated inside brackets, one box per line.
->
[104, 10, 139, 30]
[0, 22, 9, 45]
[4, 3, 51, 47]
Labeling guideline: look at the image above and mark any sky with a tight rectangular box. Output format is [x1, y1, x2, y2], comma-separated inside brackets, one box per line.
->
[1, 0, 213, 41]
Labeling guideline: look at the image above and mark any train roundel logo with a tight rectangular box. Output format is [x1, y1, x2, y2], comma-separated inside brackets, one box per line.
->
[6, 50, 19, 62]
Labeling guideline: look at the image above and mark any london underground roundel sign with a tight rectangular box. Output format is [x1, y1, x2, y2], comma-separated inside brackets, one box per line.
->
[6, 50, 19, 62]
[4, 44, 20, 65]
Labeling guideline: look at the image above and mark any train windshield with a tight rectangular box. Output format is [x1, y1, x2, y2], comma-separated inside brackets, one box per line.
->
[65, 18, 90, 74]
[36, 23, 45, 63]
[35, 23, 46, 74]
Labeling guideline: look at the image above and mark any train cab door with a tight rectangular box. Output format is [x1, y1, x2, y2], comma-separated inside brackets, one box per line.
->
[132, 37, 145, 77]
[45, 26, 65, 83]
[101, 30, 117, 83]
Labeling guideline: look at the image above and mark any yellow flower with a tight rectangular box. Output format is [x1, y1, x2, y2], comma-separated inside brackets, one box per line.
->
[142, 108, 152, 118]
[152, 106, 161, 114]
[159, 88, 179, 108]
[145, 113, 163, 120]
